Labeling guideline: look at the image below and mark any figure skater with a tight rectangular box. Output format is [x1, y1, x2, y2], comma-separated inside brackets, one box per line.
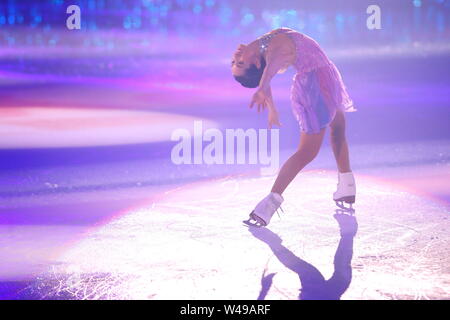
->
[231, 28, 357, 227]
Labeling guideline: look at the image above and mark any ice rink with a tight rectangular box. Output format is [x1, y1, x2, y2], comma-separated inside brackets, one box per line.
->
[0, 2, 449, 300]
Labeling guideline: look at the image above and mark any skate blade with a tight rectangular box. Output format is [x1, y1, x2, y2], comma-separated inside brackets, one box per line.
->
[243, 212, 267, 228]
[243, 219, 263, 228]
[334, 195, 355, 204]
[335, 201, 355, 214]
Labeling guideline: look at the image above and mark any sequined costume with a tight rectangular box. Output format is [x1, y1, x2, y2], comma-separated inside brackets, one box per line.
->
[258, 28, 356, 134]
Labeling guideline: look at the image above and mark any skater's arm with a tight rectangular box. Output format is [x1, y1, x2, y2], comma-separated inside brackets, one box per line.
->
[258, 46, 291, 92]
[250, 46, 286, 110]
[266, 86, 281, 128]
[249, 80, 282, 128]
[249, 45, 290, 127]
[249, 45, 289, 108]
[249, 85, 281, 128]
[265, 86, 275, 111]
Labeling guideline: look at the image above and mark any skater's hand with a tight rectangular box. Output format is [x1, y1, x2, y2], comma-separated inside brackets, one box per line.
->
[268, 108, 282, 129]
[249, 89, 270, 113]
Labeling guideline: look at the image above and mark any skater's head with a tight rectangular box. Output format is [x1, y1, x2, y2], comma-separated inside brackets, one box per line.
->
[231, 44, 266, 88]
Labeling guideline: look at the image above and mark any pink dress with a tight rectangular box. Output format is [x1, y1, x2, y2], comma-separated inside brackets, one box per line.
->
[259, 28, 357, 134]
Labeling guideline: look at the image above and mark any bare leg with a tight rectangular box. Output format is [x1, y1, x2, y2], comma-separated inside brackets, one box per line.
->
[271, 128, 326, 195]
[330, 110, 352, 173]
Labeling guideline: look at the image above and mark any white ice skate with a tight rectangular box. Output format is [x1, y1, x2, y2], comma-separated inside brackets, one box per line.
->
[333, 171, 356, 212]
[243, 192, 284, 228]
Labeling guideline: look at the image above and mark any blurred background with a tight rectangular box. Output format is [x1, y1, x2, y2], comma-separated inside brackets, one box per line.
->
[0, 0, 449, 299]
[1, 0, 449, 197]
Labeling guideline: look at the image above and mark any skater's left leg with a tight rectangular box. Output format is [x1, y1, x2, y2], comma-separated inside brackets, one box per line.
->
[330, 110, 351, 173]
[330, 110, 356, 209]
[271, 128, 326, 195]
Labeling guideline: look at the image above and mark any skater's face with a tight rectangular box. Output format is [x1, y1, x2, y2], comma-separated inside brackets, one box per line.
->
[231, 44, 260, 77]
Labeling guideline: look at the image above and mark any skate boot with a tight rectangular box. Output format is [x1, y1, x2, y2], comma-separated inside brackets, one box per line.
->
[243, 192, 284, 227]
[333, 172, 356, 212]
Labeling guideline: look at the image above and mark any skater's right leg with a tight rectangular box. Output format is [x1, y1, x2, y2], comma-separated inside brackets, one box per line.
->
[271, 128, 327, 195]
[245, 128, 326, 227]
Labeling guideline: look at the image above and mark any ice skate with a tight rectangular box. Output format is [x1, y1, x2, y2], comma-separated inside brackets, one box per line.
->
[333, 172, 356, 212]
[243, 192, 284, 228]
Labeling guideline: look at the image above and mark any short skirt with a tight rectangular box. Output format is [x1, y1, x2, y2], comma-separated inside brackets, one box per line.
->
[290, 62, 356, 134]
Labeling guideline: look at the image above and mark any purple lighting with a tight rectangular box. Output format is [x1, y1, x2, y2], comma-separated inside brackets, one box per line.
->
[0, 0, 449, 301]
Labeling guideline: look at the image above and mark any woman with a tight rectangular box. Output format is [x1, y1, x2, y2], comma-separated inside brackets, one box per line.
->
[231, 28, 357, 227]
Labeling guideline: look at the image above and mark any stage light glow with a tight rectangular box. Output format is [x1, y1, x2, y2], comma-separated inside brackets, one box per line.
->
[1, 0, 449, 302]
[0, 107, 217, 149]
[10, 172, 449, 299]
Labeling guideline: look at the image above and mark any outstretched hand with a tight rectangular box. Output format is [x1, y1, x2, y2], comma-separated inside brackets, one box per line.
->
[268, 109, 282, 129]
[249, 88, 282, 129]
[249, 89, 269, 113]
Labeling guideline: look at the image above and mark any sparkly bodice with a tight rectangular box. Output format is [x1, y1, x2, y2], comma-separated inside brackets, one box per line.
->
[258, 27, 333, 74]
[258, 28, 290, 55]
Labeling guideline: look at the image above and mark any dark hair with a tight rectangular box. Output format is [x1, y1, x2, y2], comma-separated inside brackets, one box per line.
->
[233, 57, 266, 88]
